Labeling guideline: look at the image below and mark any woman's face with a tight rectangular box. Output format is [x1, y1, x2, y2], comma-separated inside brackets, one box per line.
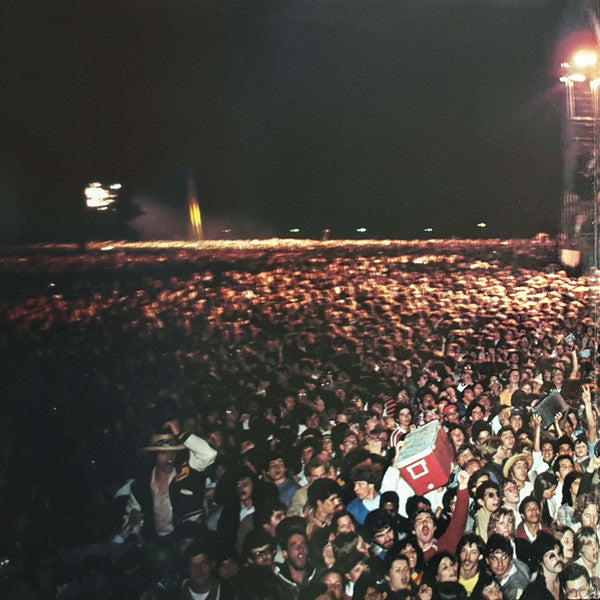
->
[580, 537, 599, 565]
[495, 514, 514, 538]
[399, 543, 418, 569]
[571, 478, 581, 499]
[561, 530, 575, 560]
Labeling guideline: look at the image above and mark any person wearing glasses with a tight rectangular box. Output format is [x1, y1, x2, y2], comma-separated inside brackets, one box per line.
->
[560, 563, 592, 599]
[474, 481, 501, 542]
[522, 531, 564, 600]
[242, 527, 276, 571]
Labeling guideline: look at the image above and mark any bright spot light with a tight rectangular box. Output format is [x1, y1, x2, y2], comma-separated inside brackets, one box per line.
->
[356, 227, 367, 233]
[573, 50, 598, 69]
[222, 229, 231, 233]
[289, 228, 300, 233]
[477, 222, 487, 228]
[569, 73, 587, 82]
[109, 183, 122, 190]
[424, 227, 433, 233]
[85, 181, 119, 211]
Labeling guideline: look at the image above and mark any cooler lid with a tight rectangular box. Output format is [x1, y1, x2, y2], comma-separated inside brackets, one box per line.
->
[394, 421, 444, 469]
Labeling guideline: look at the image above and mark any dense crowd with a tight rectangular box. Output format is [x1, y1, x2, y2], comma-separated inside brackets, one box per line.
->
[1, 239, 599, 600]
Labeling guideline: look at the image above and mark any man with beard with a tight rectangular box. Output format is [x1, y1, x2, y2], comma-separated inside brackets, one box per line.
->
[274, 516, 318, 599]
[523, 531, 563, 600]
[364, 508, 397, 560]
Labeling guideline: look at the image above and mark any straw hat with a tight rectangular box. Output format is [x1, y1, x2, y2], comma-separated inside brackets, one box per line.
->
[503, 452, 534, 480]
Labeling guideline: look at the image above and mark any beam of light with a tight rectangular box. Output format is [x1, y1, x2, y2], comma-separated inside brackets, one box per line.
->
[187, 176, 203, 240]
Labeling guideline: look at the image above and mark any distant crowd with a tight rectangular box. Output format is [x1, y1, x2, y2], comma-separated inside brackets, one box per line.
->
[1, 239, 599, 600]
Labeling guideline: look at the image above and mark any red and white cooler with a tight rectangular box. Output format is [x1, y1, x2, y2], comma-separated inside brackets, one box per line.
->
[394, 421, 454, 494]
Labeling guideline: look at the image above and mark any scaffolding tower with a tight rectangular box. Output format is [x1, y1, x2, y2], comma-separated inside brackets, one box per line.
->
[560, 51, 600, 270]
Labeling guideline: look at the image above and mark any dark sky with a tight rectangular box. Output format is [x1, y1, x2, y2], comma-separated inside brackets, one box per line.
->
[1, 0, 596, 241]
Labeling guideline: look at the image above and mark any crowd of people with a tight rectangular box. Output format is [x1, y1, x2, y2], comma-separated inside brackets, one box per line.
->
[1, 238, 599, 600]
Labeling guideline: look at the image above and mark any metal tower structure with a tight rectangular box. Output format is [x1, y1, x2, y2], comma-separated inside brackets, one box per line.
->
[559, 50, 600, 270]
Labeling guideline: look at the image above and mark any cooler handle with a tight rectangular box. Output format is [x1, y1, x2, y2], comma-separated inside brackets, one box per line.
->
[407, 459, 429, 480]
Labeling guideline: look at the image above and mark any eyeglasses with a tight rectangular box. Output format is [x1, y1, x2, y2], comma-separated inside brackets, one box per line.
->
[250, 547, 273, 560]
[566, 584, 590, 599]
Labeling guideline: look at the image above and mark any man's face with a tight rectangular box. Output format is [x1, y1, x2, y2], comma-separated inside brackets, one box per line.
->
[509, 415, 523, 431]
[322, 572, 343, 600]
[413, 512, 435, 545]
[189, 553, 213, 590]
[437, 557, 458, 582]
[511, 459, 529, 483]
[156, 450, 176, 474]
[321, 493, 342, 516]
[502, 481, 520, 505]
[248, 544, 274, 568]
[581, 504, 599, 529]
[387, 558, 412, 591]
[397, 408, 412, 427]
[479, 488, 501, 513]
[373, 526, 395, 550]
[541, 442, 555, 463]
[565, 575, 591, 599]
[354, 480, 374, 501]
[575, 441, 589, 460]
[237, 477, 253, 502]
[307, 465, 326, 483]
[521, 501, 541, 525]
[283, 533, 308, 571]
[556, 458, 574, 482]
[459, 543, 481, 574]
[558, 444, 574, 457]
[336, 514, 355, 534]
[541, 546, 563, 576]
[487, 549, 511, 579]
[268, 458, 286, 482]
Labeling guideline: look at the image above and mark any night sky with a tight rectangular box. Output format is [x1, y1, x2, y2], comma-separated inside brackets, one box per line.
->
[1, 0, 597, 242]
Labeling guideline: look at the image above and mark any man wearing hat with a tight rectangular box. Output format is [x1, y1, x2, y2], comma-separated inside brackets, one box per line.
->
[126, 421, 217, 540]
[503, 452, 534, 502]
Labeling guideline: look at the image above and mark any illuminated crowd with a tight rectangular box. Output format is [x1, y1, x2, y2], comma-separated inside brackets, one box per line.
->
[1, 239, 600, 599]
